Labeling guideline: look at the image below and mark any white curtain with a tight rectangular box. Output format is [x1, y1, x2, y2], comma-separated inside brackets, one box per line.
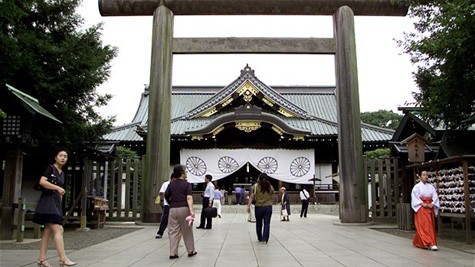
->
[180, 148, 315, 184]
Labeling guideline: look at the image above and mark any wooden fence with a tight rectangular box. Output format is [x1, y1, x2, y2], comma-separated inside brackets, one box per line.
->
[106, 158, 143, 221]
[62, 158, 144, 224]
[365, 157, 401, 222]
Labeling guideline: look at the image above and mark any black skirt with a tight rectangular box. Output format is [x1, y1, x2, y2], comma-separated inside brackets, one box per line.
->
[33, 213, 63, 225]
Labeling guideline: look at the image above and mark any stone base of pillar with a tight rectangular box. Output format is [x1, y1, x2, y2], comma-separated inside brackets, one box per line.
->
[0, 206, 14, 240]
[333, 221, 374, 226]
[142, 212, 161, 223]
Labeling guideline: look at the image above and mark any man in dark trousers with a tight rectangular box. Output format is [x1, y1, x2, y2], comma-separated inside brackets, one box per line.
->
[299, 186, 310, 218]
[155, 174, 173, 238]
[197, 174, 215, 229]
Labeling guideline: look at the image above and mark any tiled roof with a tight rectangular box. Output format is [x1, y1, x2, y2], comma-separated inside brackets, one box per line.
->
[103, 122, 143, 142]
[104, 66, 394, 142]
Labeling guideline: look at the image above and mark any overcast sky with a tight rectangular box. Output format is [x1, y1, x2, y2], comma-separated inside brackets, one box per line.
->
[77, 2, 418, 126]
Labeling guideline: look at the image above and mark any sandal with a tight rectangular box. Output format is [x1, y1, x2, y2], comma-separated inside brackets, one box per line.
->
[59, 258, 77, 266]
[188, 251, 198, 257]
[37, 259, 52, 267]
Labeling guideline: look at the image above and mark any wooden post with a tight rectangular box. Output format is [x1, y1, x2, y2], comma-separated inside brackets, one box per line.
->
[16, 197, 26, 242]
[117, 159, 123, 218]
[125, 159, 131, 218]
[0, 148, 23, 240]
[77, 157, 90, 231]
[462, 160, 472, 244]
[333, 6, 367, 223]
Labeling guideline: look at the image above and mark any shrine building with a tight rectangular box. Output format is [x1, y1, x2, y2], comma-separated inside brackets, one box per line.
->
[101, 66, 394, 190]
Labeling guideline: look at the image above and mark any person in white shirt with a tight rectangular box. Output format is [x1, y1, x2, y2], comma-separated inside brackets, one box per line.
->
[197, 174, 215, 229]
[156, 174, 173, 238]
[299, 187, 310, 218]
[213, 187, 223, 218]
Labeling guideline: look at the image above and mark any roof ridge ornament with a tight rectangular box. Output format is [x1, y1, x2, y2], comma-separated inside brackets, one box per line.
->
[241, 64, 255, 77]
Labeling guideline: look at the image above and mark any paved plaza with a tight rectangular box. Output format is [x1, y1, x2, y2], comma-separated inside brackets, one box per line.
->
[1, 206, 474, 267]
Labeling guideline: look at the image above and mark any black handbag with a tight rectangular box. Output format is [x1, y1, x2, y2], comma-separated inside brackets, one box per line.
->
[203, 207, 218, 218]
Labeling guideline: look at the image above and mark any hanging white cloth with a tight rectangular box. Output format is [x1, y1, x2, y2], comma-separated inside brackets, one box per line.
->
[180, 148, 315, 184]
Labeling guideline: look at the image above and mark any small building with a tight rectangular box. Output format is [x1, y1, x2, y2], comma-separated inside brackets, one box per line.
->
[0, 84, 62, 239]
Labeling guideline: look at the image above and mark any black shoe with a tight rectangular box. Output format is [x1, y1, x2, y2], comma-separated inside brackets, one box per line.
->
[205, 227, 212, 229]
[196, 226, 204, 229]
[155, 234, 162, 239]
[169, 255, 179, 259]
[188, 251, 198, 257]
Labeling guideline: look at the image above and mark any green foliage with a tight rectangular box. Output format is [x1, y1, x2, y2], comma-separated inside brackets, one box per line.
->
[0, 0, 118, 148]
[364, 148, 391, 159]
[361, 110, 402, 130]
[398, 0, 475, 130]
[115, 146, 139, 160]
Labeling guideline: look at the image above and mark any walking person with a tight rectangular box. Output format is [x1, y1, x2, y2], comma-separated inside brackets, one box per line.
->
[247, 183, 256, 223]
[299, 186, 310, 218]
[235, 185, 242, 205]
[411, 170, 440, 251]
[33, 149, 77, 267]
[247, 173, 275, 244]
[197, 174, 215, 229]
[213, 186, 223, 218]
[280, 187, 290, 221]
[165, 165, 197, 259]
[156, 174, 173, 238]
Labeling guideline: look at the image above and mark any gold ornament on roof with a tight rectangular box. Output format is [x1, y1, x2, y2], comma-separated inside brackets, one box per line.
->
[235, 121, 261, 133]
[201, 107, 217, 117]
[213, 126, 224, 136]
[278, 107, 295, 117]
[237, 81, 259, 102]
[271, 125, 283, 135]
[191, 135, 203, 140]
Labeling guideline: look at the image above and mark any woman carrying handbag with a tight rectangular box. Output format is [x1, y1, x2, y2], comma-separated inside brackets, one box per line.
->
[33, 149, 76, 267]
[280, 187, 290, 221]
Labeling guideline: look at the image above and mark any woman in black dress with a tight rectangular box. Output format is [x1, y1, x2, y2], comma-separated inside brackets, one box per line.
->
[33, 149, 76, 267]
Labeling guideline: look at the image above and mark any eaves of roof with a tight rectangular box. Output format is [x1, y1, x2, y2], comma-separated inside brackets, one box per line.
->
[5, 84, 62, 124]
[103, 122, 143, 142]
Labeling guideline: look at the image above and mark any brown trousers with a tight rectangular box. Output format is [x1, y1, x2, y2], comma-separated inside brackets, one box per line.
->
[168, 206, 195, 256]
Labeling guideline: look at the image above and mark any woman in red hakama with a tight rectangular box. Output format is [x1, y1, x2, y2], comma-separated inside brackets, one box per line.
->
[411, 170, 440, 251]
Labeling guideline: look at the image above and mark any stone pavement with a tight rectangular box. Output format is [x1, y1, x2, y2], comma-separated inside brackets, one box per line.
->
[1, 206, 474, 267]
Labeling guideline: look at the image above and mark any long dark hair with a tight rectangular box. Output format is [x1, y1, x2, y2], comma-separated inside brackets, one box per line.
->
[172, 164, 186, 178]
[257, 173, 271, 193]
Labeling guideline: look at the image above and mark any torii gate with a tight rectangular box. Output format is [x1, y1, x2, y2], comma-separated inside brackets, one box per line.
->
[99, 0, 408, 223]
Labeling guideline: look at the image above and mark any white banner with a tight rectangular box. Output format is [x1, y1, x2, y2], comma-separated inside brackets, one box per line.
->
[180, 148, 315, 184]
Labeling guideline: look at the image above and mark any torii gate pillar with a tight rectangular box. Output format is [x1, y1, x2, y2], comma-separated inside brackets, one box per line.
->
[99, 0, 407, 223]
[143, 5, 173, 222]
[333, 7, 367, 223]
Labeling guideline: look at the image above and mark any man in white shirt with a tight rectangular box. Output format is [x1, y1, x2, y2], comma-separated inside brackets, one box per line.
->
[213, 187, 223, 218]
[197, 174, 215, 229]
[156, 175, 172, 238]
[299, 187, 310, 218]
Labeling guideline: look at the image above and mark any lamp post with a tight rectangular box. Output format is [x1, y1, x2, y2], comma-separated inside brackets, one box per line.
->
[308, 175, 321, 205]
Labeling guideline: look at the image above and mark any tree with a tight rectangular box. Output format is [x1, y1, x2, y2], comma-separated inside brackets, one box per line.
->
[116, 146, 139, 160]
[0, 0, 117, 148]
[398, 0, 475, 130]
[364, 148, 391, 159]
[361, 110, 402, 130]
